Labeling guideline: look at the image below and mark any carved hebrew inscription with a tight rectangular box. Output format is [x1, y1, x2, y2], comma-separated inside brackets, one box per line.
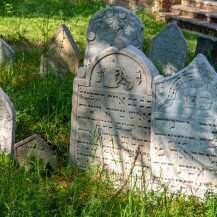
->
[71, 44, 158, 182]
[0, 88, 16, 154]
[84, 6, 144, 65]
[151, 54, 217, 197]
[149, 22, 188, 76]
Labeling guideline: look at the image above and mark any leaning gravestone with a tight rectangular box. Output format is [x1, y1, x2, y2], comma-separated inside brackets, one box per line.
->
[14, 134, 60, 171]
[195, 35, 217, 72]
[70, 37, 158, 184]
[0, 88, 16, 154]
[40, 24, 82, 79]
[0, 39, 15, 70]
[149, 22, 188, 76]
[84, 6, 144, 65]
[151, 54, 217, 198]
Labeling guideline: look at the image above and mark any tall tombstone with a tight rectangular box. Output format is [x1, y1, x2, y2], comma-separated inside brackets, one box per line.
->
[84, 6, 144, 66]
[0, 88, 16, 154]
[40, 24, 82, 79]
[70, 38, 158, 184]
[149, 22, 188, 76]
[195, 35, 217, 72]
[0, 39, 15, 70]
[151, 54, 217, 198]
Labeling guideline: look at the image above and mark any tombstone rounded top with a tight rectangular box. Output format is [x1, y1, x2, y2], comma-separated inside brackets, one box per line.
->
[84, 6, 144, 66]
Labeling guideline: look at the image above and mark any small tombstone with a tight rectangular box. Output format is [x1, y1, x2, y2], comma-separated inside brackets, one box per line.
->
[0, 39, 15, 70]
[151, 54, 217, 198]
[14, 134, 60, 171]
[84, 6, 144, 66]
[70, 37, 158, 185]
[149, 22, 188, 76]
[195, 35, 217, 72]
[0, 88, 16, 154]
[40, 24, 82, 79]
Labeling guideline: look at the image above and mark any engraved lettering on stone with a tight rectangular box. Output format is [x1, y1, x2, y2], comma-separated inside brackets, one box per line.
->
[151, 54, 217, 198]
[71, 43, 158, 183]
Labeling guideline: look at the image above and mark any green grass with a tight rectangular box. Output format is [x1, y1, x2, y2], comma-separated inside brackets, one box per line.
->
[0, 0, 214, 216]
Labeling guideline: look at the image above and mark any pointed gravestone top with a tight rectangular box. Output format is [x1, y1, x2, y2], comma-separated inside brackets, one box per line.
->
[71, 38, 158, 185]
[149, 22, 188, 76]
[195, 35, 217, 72]
[0, 88, 16, 154]
[14, 134, 60, 171]
[40, 24, 82, 80]
[0, 39, 15, 70]
[84, 6, 144, 65]
[151, 54, 217, 198]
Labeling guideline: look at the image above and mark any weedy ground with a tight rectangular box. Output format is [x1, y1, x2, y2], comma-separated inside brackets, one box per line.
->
[0, 0, 215, 216]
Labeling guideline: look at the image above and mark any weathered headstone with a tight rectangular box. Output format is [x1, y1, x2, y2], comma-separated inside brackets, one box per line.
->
[195, 35, 217, 72]
[149, 22, 188, 76]
[14, 134, 60, 171]
[40, 24, 82, 79]
[0, 39, 15, 70]
[70, 38, 158, 184]
[151, 54, 217, 198]
[84, 6, 144, 65]
[0, 88, 16, 154]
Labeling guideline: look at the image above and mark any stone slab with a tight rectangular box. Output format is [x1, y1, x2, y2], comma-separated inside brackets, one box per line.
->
[0, 88, 16, 154]
[151, 54, 217, 198]
[0, 39, 15, 70]
[195, 35, 217, 72]
[71, 38, 158, 185]
[84, 6, 144, 65]
[149, 22, 188, 76]
[14, 134, 60, 171]
[40, 24, 82, 79]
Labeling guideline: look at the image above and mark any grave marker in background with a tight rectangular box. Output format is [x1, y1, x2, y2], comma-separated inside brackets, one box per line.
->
[151, 54, 217, 197]
[14, 134, 60, 171]
[195, 35, 217, 72]
[84, 6, 144, 65]
[71, 38, 158, 185]
[0, 88, 16, 154]
[40, 24, 82, 79]
[149, 22, 188, 76]
[0, 39, 15, 70]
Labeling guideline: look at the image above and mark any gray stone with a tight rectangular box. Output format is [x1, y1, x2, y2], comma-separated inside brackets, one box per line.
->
[14, 134, 60, 171]
[70, 39, 158, 183]
[84, 6, 144, 65]
[151, 54, 217, 198]
[40, 24, 82, 79]
[195, 35, 217, 72]
[0, 39, 15, 70]
[149, 22, 188, 76]
[0, 88, 16, 154]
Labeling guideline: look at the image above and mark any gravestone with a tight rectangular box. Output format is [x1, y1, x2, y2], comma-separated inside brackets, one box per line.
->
[151, 54, 217, 198]
[40, 24, 82, 79]
[195, 35, 217, 72]
[84, 6, 144, 66]
[14, 134, 60, 171]
[0, 88, 16, 154]
[0, 39, 15, 70]
[149, 22, 188, 76]
[70, 38, 158, 184]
